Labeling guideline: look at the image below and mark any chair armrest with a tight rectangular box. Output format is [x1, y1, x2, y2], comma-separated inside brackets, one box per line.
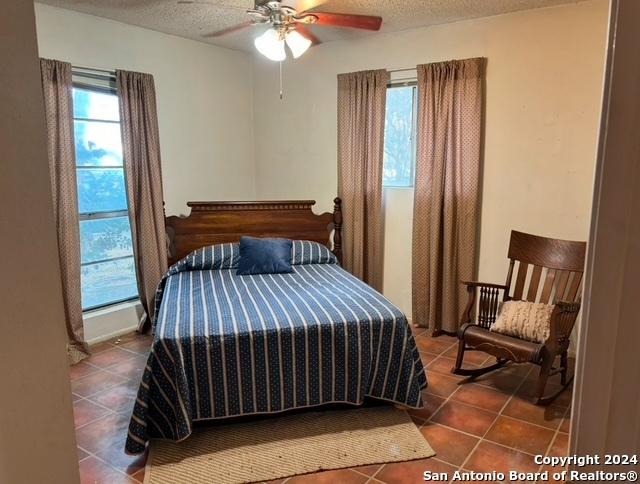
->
[545, 301, 581, 350]
[459, 281, 508, 329]
[461, 281, 509, 290]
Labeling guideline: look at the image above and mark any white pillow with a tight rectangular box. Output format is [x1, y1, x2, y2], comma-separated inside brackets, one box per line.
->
[490, 300, 554, 344]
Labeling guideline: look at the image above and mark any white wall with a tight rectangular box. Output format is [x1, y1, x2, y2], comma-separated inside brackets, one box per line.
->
[1, 2, 79, 482]
[34, 3, 257, 217]
[252, 0, 608, 316]
[382, 188, 414, 315]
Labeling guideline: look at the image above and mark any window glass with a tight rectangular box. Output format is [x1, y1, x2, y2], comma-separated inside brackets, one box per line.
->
[74, 120, 123, 166]
[76, 168, 128, 214]
[73, 88, 120, 121]
[73, 85, 138, 310]
[383, 85, 416, 187]
[80, 258, 138, 311]
[79, 217, 134, 264]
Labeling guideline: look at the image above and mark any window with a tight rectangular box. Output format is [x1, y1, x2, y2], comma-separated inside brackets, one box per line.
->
[382, 84, 417, 187]
[72, 84, 138, 310]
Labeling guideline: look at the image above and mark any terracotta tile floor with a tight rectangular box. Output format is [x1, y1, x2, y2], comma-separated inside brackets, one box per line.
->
[72, 328, 572, 484]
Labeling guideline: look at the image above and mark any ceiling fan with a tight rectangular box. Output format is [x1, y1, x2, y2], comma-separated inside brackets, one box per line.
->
[178, 0, 383, 61]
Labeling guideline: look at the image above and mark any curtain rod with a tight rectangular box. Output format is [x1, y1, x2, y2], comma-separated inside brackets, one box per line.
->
[74, 63, 413, 75]
[389, 77, 417, 84]
[72, 64, 116, 75]
[388, 67, 417, 73]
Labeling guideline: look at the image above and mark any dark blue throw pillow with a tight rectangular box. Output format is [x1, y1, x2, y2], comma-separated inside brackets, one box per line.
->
[236, 236, 293, 276]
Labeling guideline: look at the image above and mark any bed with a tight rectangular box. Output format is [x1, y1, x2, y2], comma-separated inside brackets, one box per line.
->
[126, 199, 427, 454]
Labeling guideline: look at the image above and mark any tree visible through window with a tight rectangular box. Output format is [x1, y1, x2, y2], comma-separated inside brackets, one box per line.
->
[73, 87, 138, 310]
[383, 85, 417, 187]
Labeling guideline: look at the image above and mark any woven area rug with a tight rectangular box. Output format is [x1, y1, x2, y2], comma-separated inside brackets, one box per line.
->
[144, 406, 435, 483]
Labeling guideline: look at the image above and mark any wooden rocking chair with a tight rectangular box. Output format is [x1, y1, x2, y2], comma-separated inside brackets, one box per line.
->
[453, 230, 586, 405]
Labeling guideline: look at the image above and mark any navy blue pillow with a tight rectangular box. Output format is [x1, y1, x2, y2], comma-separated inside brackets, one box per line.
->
[236, 236, 293, 276]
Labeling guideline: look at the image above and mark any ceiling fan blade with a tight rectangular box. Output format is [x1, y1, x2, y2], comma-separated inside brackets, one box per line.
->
[201, 21, 254, 38]
[294, 24, 321, 45]
[310, 12, 382, 31]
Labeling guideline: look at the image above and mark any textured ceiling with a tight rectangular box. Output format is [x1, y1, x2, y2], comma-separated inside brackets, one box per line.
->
[37, 0, 588, 53]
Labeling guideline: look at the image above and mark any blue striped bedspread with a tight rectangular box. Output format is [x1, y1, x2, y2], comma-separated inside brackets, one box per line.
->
[125, 242, 427, 454]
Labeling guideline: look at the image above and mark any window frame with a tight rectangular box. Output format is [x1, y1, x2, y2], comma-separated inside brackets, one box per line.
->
[72, 70, 139, 312]
[382, 80, 418, 189]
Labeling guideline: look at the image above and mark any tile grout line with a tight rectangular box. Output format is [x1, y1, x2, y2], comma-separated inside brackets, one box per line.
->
[366, 338, 458, 484]
[74, 343, 146, 482]
[86, 350, 148, 373]
[366, 464, 386, 483]
[73, 381, 128, 401]
[71, 350, 148, 401]
[494, 412, 566, 433]
[79, 389, 128, 412]
[76, 439, 144, 483]
[74, 408, 115, 430]
[89, 337, 151, 358]
[416, 341, 489, 475]
[448, 364, 533, 481]
[536, 404, 572, 482]
[419, 379, 568, 435]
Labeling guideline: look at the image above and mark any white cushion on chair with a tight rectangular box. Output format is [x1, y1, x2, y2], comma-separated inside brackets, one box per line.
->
[490, 300, 553, 344]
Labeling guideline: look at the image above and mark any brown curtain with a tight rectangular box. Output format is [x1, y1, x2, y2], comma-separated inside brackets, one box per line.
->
[412, 58, 485, 333]
[116, 70, 168, 332]
[337, 69, 389, 291]
[40, 58, 91, 364]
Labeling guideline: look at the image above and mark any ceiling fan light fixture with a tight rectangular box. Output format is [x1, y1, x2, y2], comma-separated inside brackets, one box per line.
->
[254, 28, 286, 61]
[285, 30, 312, 58]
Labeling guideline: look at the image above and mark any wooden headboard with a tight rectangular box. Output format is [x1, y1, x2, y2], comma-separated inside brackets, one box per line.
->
[165, 198, 342, 266]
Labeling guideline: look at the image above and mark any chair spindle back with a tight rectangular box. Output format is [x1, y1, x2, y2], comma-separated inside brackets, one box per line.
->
[504, 231, 586, 305]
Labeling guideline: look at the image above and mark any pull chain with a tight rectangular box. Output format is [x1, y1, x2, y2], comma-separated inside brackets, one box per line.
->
[279, 60, 284, 100]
